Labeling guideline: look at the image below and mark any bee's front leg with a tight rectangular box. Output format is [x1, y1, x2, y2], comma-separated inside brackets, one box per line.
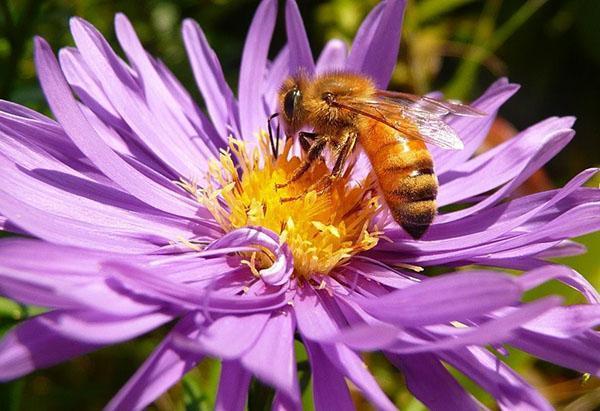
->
[276, 135, 328, 189]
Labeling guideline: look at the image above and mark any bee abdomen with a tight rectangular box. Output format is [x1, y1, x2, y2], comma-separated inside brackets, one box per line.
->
[375, 149, 438, 239]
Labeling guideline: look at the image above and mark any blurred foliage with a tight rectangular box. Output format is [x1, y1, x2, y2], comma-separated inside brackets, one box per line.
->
[0, 0, 599, 410]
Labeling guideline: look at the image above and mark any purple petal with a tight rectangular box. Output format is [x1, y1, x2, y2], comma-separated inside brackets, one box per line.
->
[74, 16, 214, 176]
[0, 311, 101, 381]
[58, 47, 128, 138]
[347, 0, 407, 88]
[182, 18, 240, 140]
[215, 361, 251, 411]
[294, 288, 396, 411]
[316, 39, 347, 73]
[206, 227, 294, 286]
[238, 0, 277, 140]
[387, 297, 561, 354]
[33, 36, 201, 219]
[272, 392, 302, 411]
[240, 311, 301, 408]
[380, 168, 597, 257]
[262, 46, 290, 120]
[433, 79, 520, 175]
[405, 199, 600, 266]
[511, 330, 600, 377]
[355, 271, 522, 326]
[515, 264, 600, 304]
[519, 304, 600, 338]
[441, 347, 553, 410]
[106, 315, 203, 411]
[104, 260, 290, 314]
[0, 142, 195, 251]
[176, 313, 270, 359]
[151, 56, 225, 152]
[0, 186, 160, 253]
[113, 14, 223, 157]
[320, 343, 396, 411]
[304, 340, 354, 411]
[0, 240, 161, 315]
[285, 0, 315, 74]
[294, 286, 345, 341]
[387, 353, 481, 411]
[437, 117, 575, 207]
[39, 310, 172, 344]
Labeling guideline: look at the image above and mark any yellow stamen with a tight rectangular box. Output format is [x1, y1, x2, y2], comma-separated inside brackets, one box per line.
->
[186, 133, 382, 279]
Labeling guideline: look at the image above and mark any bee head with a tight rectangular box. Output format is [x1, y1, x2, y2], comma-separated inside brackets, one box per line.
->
[279, 74, 308, 134]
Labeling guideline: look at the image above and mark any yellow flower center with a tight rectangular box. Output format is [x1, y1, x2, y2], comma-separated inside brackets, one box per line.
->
[184, 134, 382, 279]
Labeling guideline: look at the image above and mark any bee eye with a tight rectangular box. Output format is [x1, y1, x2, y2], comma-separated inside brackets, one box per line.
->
[284, 89, 301, 120]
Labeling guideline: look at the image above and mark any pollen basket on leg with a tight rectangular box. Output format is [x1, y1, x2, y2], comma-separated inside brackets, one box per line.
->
[188, 134, 382, 279]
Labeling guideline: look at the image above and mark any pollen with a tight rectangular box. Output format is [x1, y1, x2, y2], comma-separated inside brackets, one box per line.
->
[188, 134, 382, 279]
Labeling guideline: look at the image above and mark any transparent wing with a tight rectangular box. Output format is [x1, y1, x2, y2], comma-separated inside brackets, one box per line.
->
[333, 93, 479, 150]
[375, 90, 486, 117]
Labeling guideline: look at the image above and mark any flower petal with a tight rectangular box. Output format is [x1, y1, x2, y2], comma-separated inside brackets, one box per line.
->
[238, 0, 277, 140]
[34, 36, 201, 219]
[285, 0, 315, 74]
[441, 347, 553, 410]
[319, 343, 396, 411]
[39, 310, 172, 345]
[215, 361, 251, 411]
[438, 117, 575, 207]
[347, 0, 407, 88]
[304, 340, 354, 411]
[355, 271, 522, 326]
[380, 169, 597, 257]
[73, 16, 213, 177]
[240, 311, 300, 408]
[511, 330, 600, 377]
[262, 46, 290, 121]
[182, 18, 240, 140]
[114, 14, 221, 155]
[294, 288, 396, 411]
[176, 313, 270, 360]
[106, 315, 203, 411]
[0, 311, 101, 381]
[206, 227, 294, 286]
[104, 260, 290, 314]
[316, 39, 347, 73]
[0, 139, 195, 251]
[387, 353, 482, 411]
[433, 79, 520, 175]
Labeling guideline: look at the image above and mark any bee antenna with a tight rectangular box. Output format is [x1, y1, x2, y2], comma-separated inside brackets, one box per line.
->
[267, 112, 281, 159]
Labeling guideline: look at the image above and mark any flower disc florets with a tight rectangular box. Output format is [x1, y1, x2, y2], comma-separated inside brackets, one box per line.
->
[188, 135, 382, 278]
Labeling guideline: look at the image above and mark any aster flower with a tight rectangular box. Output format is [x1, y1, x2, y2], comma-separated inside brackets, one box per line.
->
[0, 0, 599, 410]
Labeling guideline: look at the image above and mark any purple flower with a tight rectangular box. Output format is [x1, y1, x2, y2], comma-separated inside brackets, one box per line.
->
[0, 0, 599, 410]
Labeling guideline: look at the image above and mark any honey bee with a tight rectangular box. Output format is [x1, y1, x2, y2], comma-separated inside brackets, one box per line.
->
[274, 71, 483, 239]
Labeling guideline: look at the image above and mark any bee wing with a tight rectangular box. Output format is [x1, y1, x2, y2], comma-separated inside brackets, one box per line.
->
[333, 95, 468, 150]
[375, 90, 486, 117]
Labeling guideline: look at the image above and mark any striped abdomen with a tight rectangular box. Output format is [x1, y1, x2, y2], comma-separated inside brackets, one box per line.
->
[359, 122, 438, 239]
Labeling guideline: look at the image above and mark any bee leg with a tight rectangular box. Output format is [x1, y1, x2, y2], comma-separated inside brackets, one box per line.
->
[331, 132, 356, 178]
[280, 134, 356, 201]
[298, 131, 318, 153]
[276, 135, 328, 189]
